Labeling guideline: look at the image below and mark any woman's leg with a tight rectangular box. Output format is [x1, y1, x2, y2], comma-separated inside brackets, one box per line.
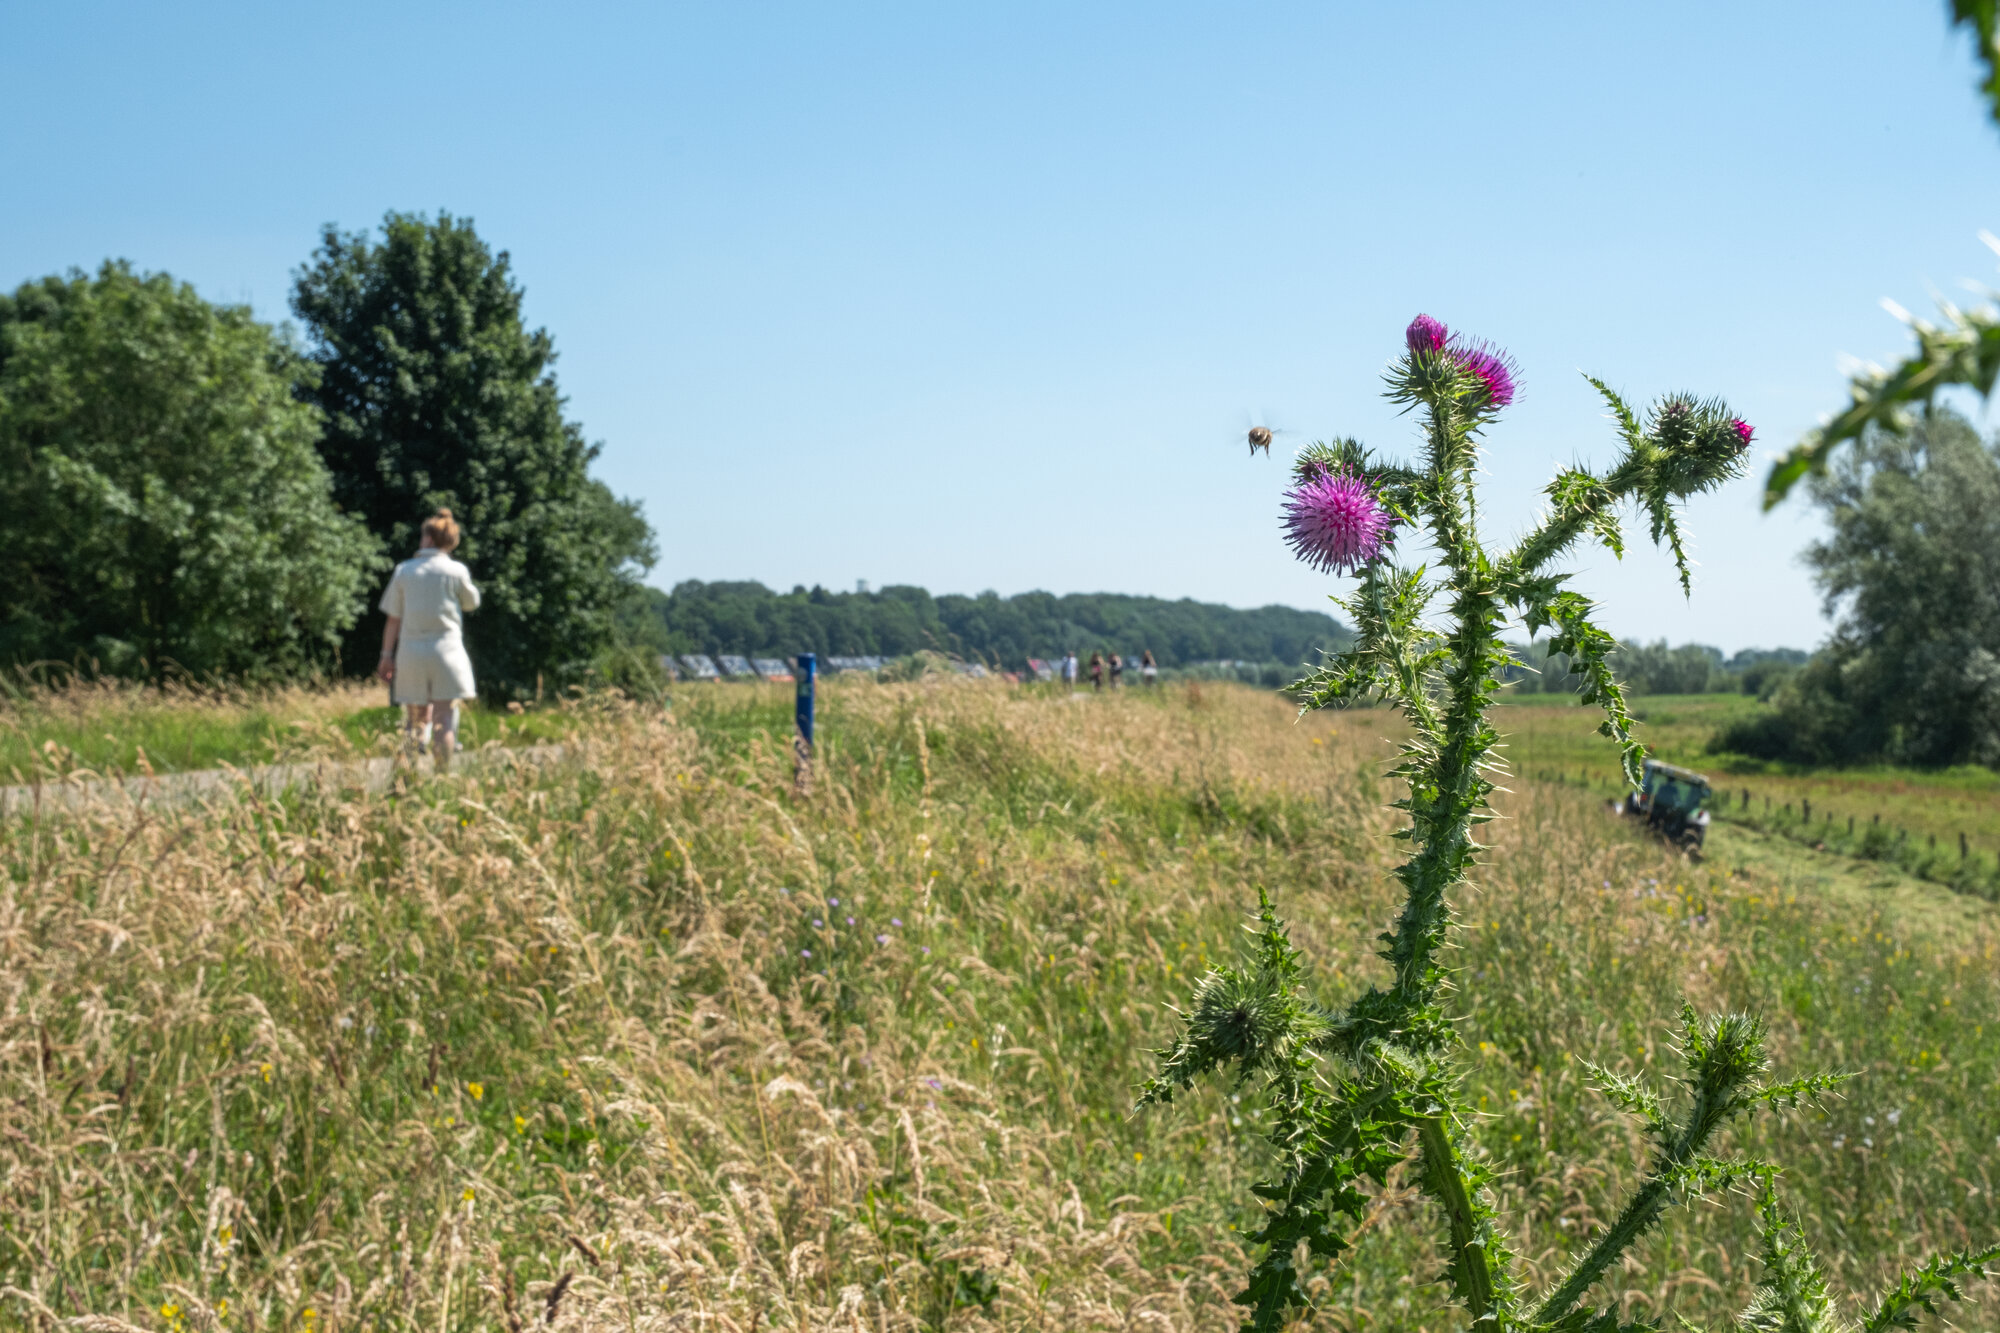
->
[432, 700, 460, 769]
[403, 703, 432, 755]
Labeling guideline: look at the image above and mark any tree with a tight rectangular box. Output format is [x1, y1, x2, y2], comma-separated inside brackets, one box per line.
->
[0, 263, 381, 679]
[1727, 412, 2000, 766]
[291, 212, 654, 699]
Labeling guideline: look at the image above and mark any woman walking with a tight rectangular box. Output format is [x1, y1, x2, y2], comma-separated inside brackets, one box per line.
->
[1087, 651, 1104, 690]
[377, 509, 481, 768]
[1141, 649, 1158, 686]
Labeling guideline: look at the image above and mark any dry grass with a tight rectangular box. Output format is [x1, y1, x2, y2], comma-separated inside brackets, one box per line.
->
[0, 681, 1993, 1332]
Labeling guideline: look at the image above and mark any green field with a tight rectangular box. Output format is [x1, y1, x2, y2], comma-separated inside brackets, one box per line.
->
[1497, 692, 2000, 895]
[2, 680, 1995, 1332]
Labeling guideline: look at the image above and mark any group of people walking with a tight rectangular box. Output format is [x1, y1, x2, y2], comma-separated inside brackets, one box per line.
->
[1057, 649, 1157, 689]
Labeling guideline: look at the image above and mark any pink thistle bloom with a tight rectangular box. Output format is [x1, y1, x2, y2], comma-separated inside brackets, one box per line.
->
[1283, 471, 1392, 574]
[1731, 418, 1754, 449]
[1406, 314, 1449, 354]
[1447, 337, 1519, 409]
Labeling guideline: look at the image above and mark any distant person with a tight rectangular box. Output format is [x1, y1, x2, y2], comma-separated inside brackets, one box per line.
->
[1063, 651, 1078, 687]
[1142, 650, 1158, 686]
[1088, 651, 1104, 690]
[1109, 652, 1124, 688]
[377, 508, 482, 768]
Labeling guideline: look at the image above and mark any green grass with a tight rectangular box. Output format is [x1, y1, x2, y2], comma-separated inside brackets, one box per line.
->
[1, 682, 1994, 1331]
[0, 679, 579, 779]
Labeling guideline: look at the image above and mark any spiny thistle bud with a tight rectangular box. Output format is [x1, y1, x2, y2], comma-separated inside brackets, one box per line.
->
[1447, 336, 1520, 409]
[1406, 313, 1450, 354]
[1731, 418, 1755, 450]
[1282, 470, 1391, 574]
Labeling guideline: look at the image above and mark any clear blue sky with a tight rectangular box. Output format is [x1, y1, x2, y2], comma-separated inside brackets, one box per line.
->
[7, 2, 1999, 653]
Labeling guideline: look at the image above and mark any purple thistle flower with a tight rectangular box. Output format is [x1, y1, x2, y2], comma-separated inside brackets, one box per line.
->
[1731, 418, 1754, 449]
[1406, 314, 1449, 354]
[1282, 471, 1392, 574]
[1447, 337, 1519, 409]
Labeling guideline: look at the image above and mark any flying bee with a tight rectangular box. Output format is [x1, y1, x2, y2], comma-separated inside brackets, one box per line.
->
[1235, 411, 1293, 457]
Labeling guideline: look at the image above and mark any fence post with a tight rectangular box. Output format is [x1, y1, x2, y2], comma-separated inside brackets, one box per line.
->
[794, 652, 817, 797]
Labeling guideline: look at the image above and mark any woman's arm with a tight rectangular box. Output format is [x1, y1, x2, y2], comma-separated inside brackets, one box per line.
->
[378, 616, 401, 682]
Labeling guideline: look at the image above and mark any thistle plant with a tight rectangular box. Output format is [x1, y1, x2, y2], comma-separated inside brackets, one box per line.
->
[1139, 317, 1999, 1333]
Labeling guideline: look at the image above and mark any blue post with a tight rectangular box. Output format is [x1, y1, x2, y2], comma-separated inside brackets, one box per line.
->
[794, 652, 817, 794]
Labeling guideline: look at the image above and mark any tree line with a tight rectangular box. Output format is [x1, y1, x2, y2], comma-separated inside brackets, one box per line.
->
[0, 213, 651, 701]
[617, 582, 1355, 669]
[1505, 640, 1808, 698]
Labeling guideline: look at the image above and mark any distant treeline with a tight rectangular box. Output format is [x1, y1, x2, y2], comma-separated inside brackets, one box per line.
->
[617, 582, 1353, 670]
[1506, 640, 1809, 698]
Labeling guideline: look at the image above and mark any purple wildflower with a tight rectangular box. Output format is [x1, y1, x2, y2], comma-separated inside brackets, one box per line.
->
[1448, 337, 1519, 408]
[891, 918, 903, 927]
[876, 934, 889, 944]
[845, 916, 855, 925]
[801, 949, 812, 958]
[813, 919, 823, 928]
[1282, 471, 1392, 574]
[1731, 418, 1754, 449]
[1406, 314, 1449, 354]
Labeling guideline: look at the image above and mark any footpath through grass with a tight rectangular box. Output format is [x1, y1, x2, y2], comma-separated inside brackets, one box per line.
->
[0, 681, 1994, 1332]
[0, 678, 577, 779]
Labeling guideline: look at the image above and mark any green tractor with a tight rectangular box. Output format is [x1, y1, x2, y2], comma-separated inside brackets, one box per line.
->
[1613, 758, 1713, 852]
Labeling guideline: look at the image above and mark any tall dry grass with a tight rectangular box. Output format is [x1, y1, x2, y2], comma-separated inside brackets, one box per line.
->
[0, 681, 1992, 1331]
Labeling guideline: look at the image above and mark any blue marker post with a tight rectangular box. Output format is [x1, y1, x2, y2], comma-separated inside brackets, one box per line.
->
[793, 652, 817, 796]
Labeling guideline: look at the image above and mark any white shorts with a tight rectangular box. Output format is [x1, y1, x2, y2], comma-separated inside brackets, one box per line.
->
[394, 634, 477, 704]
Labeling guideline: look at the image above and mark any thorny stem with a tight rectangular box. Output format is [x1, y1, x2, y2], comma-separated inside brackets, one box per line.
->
[1142, 327, 1790, 1333]
[1418, 1115, 1496, 1324]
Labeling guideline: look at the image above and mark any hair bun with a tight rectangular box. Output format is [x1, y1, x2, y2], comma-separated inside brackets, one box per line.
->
[435, 507, 454, 521]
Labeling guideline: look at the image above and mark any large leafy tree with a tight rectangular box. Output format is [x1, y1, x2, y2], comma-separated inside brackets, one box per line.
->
[0, 263, 381, 679]
[291, 212, 653, 699]
[1732, 412, 2000, 766]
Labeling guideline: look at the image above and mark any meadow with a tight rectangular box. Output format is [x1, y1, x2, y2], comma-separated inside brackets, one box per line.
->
[1497, 693, 2000, 896]
[0, 680, 1994, 1332]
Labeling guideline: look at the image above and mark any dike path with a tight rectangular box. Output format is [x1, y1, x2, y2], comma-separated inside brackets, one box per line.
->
[0, 744, 566, 819]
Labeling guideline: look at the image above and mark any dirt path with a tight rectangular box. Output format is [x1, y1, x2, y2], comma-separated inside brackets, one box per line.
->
[0, 743, 566, 819]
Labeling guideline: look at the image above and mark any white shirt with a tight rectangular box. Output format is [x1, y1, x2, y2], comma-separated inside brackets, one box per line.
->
[380, 549, 481, 639]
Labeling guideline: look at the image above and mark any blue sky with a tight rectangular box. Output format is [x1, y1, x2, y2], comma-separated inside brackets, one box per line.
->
[6, 2, 2000, 652]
